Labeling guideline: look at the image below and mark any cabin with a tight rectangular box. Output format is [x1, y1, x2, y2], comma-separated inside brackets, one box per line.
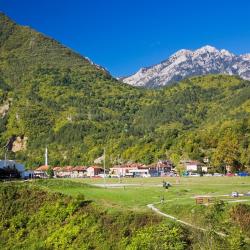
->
[87, 166, 103, 177]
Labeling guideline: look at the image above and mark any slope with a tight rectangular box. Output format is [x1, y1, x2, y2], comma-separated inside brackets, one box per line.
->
[0, 13, 249, 170]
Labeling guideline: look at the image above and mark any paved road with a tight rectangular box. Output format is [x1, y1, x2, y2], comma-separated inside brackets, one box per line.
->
[147, 203, 226, 237]
[92, 183, 162, 188]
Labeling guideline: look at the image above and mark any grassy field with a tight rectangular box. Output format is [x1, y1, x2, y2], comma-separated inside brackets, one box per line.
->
[32, 176, 250, 239]
[33, 176, 250, 211]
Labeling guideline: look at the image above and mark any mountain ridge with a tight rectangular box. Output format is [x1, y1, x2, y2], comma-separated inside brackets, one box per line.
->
[123, 45, 250, 88]
[0, 13, 249, 170]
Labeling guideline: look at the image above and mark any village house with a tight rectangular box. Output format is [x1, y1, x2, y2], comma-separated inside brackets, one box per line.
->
[63, 166, 74, 178]
[71, 166, 87, 178]
[147, 160, 174, 176]
[53, 166, 87, 178]
[87, 166, 103, 177]
[181, 160, 206, 173]
[110, 163, 146, 177]
[34, 165, 49, 178]
[109, 165, 131, 177]
[53, 166, 73, 178]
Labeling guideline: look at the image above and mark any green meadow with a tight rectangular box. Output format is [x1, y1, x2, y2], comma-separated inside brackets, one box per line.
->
[34, 176, 250, 211]
[33, 176, 250, 242]
[1, 177, 250, 249]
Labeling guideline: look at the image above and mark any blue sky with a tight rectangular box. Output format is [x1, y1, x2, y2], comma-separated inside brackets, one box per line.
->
[1, 0, 250, 76]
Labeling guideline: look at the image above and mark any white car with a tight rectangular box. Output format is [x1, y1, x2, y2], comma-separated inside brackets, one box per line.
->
[98, 174, 109, 178]
[231, 191, 239, 197]
[188, 173, 200, 177]
[213, 173, 224, 176]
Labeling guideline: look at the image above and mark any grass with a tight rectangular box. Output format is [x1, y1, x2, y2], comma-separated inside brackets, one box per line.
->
[6, 176, 250, 245]
[32, 176, 250, 212]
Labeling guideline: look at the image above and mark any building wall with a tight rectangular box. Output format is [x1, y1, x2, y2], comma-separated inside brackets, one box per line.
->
[186, 164, 198, 171]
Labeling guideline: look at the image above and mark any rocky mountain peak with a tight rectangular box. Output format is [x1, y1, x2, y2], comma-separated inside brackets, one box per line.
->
[122, 45, 250, 88]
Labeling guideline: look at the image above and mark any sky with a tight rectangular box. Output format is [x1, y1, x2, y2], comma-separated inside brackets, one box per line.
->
[1, 0, 250, 76]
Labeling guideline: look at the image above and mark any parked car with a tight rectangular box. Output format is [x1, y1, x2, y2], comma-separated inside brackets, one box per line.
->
[213, 173, 224, 176]
[142, 174, 151, 178]
[188, 173, 200, 177]
[165, 172, 177, 177]
[110, 174, 119, 178]
[244, 191, 250, 196]
[231, 191, 239, 197]
[98, 174, 110, 178]
[226, 173, 235, 177]
[203, 174, 213, 176]
[238, 172, 249, 177]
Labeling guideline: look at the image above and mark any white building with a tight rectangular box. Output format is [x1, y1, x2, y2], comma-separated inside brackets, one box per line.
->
[128, 168, 150, 177]
[181, 160, 205, 173]
[87, 166, 103, 177]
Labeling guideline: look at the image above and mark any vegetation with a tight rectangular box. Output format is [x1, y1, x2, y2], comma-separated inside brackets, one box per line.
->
[1, 178, 250, 249]
[0, 13, 249, 172]
[0, 182, 187, 249]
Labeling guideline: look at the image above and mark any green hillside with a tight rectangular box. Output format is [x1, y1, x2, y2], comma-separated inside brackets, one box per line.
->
[0, 182, 188, 250]
[0, 13, 249, 170]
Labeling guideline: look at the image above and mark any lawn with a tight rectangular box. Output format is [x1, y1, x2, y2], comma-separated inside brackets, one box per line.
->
[33, 176, 250, 211]
[26, 176, 250, 238]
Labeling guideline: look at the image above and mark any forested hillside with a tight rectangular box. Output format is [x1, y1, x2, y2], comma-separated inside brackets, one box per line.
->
[0, 13, 249, 170]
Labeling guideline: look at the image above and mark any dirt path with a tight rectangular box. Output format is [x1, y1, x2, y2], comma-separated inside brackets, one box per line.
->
[147, 203, 226, 237]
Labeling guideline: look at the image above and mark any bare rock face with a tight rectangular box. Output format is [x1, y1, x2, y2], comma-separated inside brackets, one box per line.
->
[12, 136, 28, 152]
[123, 45, 250, 88]
[0, 102, 9, 117]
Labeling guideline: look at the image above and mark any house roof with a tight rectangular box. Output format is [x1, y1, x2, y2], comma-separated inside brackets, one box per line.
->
[53, 166, 87, 172]
[63, 166, 74, 171]
[73, 166, 87, 171]
[182, 160, 204, 166]
[147, 160, 172, 168]
[111, 163, 146, 169]
[188, 161, 204, 165]
[36, 165, 49, 171]
[88, 166, 103, 170]
[53, 166, 63, 171]
[110, 166, 137, 170]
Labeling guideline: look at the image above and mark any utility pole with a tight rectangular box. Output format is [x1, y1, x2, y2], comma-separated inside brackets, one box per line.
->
[157, 160, 160, 177]
[4, 150, 7, 167]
